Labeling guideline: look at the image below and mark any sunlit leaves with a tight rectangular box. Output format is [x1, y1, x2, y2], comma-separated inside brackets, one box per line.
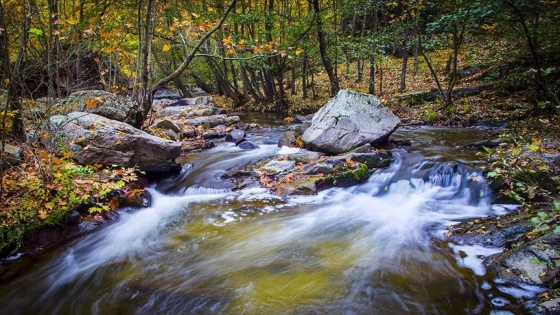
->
[28, 28, 44, 36]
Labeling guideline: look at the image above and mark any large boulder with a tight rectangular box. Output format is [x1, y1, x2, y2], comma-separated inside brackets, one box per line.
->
[56, 90, 137, 124]
[302, 90, 400, 154]
[50, 112, 181, 174]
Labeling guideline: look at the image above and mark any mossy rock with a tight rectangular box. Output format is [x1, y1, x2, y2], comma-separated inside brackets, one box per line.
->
[316, 162, 370, 190]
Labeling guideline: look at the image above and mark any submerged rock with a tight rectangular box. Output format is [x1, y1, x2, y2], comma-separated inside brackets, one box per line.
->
[302, 90, 400, 154]
[237, 141, 259, 150]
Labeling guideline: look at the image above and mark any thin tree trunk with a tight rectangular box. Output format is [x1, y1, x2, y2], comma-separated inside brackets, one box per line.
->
[302, 54, 308, 99]
[311, 0, 339, 96]
[400, 39, 408, 91]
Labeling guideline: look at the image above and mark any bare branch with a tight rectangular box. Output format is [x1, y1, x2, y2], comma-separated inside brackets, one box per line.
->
[149, 0, 238, 94]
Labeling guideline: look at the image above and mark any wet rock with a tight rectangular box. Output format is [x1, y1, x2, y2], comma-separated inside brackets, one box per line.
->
[221, 170, 260, 190]
[302, 90, 400, 154]
[237, 141, 258, 150]
[276, 177, 318, 195]
[278, 131, 296, 147]
[350, 152, 393, 169]
[258, 160, 296, 176]
[225, 129, 246, 143]
[450, 220, 532, 248]
[0, 143, 22, 170]
[56, 90, 136, 124]
[289, 151, 321, 164]
[182, 140, 215, 152]
[50, 112, 181, 174]
[315, 162, 371, 190]
[532, 297, 560, 314]
[464, 139, 507, 149]
[486, 233, 560, 286]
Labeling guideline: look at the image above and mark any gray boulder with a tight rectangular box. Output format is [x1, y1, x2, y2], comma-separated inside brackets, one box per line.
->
[302, 90, 400, 154]
[0, 143, 22, 170]
[56, 90, 137, 124]
[50, 112, 181, 173]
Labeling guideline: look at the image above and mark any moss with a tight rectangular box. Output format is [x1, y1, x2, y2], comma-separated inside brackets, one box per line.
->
[316, 162, 370, 190]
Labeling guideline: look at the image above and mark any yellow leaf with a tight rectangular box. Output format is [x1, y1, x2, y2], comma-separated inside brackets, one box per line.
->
[63, 151, 72, 159]
[162, 44, 171, 52]
[66, 16, 78, 25]
[295, 48, 304, 56]
[38, 209, 49, 220]
[85, 99, 98, 109]
[52, 157, 63, 164]
[226, 48, 235, 56]
[38, 150, 50, 159]
[222, 36, 233, 46]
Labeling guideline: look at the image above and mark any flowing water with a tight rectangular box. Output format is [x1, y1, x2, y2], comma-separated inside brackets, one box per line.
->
[0, 123, 544, 314]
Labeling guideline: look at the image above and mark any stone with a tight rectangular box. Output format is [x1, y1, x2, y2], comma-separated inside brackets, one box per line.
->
[50, 112, 181, 174]
[237, 141, 258, 150]
[225, 129, 246, 143]
[180, 114, 240, 127]
[215, 125, 228, 135]
[351, 143, 372, 153]
[154, 119, 181, 134]
[302, 89, 400, 154]
[182, 129, 197, 138]
[202, 131, 221, 139]
[258, 160, 296, 176]
[486, 233, 560, 286]
[153, 89, 181, 100]
[56, 90, 137, 124]
[0, 143, 22, 170]
[278, 131, 296, 147]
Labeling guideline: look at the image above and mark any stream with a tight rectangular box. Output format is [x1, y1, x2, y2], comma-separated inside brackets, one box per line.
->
[0, 121, 545, 314]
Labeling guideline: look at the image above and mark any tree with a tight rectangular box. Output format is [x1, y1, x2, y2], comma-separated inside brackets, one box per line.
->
[132, 0, 238, 127]
[0, 1, 26, 141]
[310, 0, 339, 96]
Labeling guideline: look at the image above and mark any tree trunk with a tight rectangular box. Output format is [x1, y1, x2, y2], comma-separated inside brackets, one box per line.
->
[302, 54, 308, 99]
[0, 3, 25, 141]
[311, 0, 339, 96]
[400, 40, 408, 91]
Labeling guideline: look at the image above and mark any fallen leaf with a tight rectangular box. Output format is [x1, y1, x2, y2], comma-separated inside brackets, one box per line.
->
[38, 209, 48, 220]
[85, 98, 98, 109]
